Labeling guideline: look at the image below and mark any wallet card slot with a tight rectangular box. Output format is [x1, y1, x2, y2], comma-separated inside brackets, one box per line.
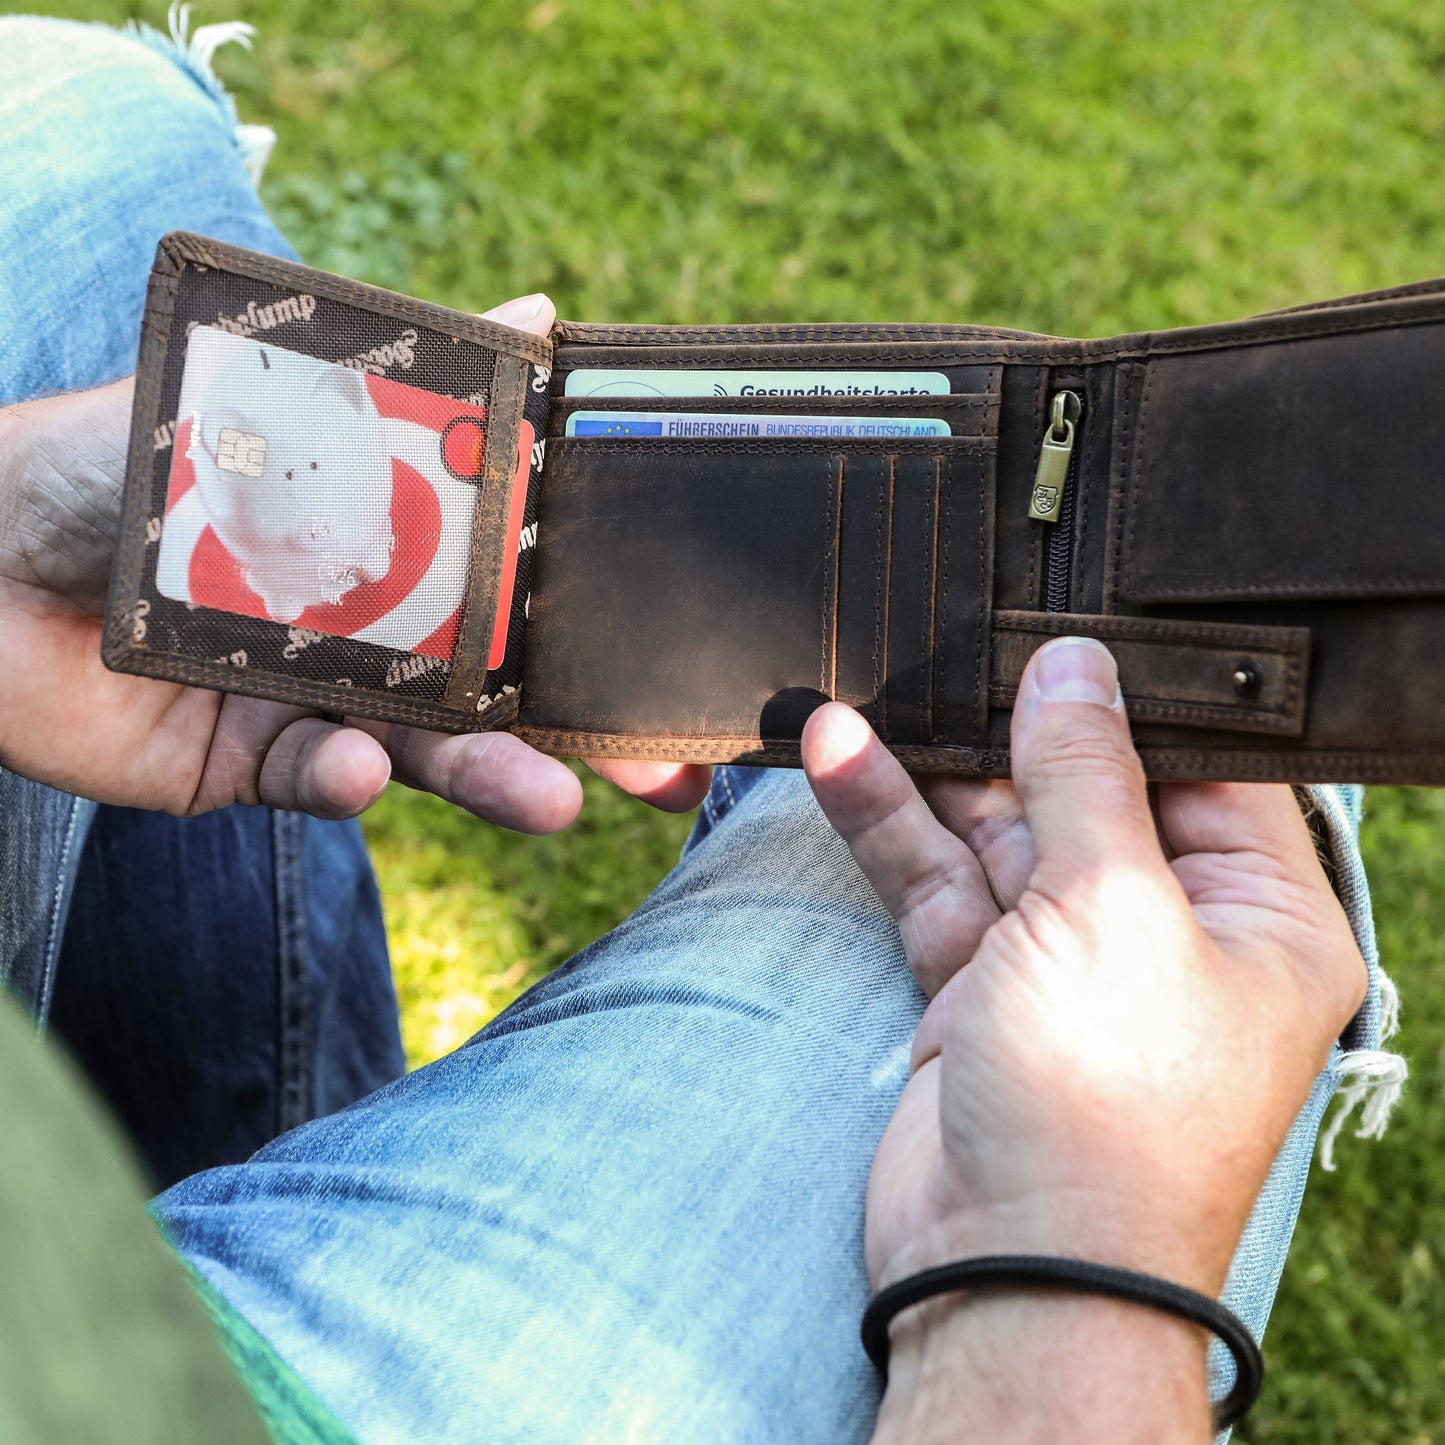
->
[522, 439, 843, 741]
[833, 453, 890, 719]
[521, 435, 990, 752]
[552, 341, 1001, 397]
[884, 452, 940, 743]
[827, 440, 989, 747]
[548, 392, 997, 438]
[933, 443, 996, 746]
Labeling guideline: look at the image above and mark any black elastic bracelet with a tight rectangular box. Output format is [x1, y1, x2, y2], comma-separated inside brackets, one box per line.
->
[861, 1255, 1263, 1433]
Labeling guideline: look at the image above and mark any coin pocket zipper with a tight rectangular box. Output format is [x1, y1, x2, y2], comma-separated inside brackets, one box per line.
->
[1028, 389, 1083, 611]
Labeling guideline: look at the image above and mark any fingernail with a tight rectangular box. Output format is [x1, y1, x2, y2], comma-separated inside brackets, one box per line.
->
[484, 293, 548, 327]
[1031, 636, 1121, 707]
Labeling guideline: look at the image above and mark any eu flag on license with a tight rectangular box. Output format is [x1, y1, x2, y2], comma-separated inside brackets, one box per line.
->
[573, 419, 665, 437]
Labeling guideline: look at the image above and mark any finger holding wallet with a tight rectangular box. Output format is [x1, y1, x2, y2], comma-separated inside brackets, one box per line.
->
[0, 291, 710, 828]
[803, 635, 1369, 1442]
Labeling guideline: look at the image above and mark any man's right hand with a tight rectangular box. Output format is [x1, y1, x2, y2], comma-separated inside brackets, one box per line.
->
[803, 636, 1368, 1442]
[0, 292, 709, 829]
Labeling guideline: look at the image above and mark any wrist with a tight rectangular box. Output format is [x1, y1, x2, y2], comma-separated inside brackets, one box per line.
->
[871, 1188, 1237, 1302]
[0, 381, 131, 612]
[870, 1282, 1213, 1445]
[864, 1190, 1242, 1445]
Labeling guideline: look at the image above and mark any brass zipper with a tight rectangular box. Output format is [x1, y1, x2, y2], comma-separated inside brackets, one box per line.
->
[1030, 389, 1083, 612]
[1028, 389, 1081, 523]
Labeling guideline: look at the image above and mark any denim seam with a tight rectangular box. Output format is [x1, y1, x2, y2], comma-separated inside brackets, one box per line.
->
[701, 790, 721, 829]
[271, 810, 311, 1133]
[35, 796, 88, 1027]
[1301, 783, 1406, 1171]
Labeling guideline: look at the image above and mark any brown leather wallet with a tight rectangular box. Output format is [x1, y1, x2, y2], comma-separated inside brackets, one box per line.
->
[103, 233, 1445, 784]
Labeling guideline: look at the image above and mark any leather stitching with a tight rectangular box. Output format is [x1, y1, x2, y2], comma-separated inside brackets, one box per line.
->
[939, 454, 952, 739]
[1120, 573, 1445, 601]
[988, 611, 1309, 735]
[1075, 378, 1092, 612]
[973, 450, 987, 738]
[556, 300, 1445, 366]
[106, 648, 480, 731]
[994, 611, 1307, 648]
[879, 455, 895, 735]
[547, 437, 995, 458]
[443, 354, 527, 709]
[917, 459, 930, 737]
[168, 233, 551, 365]
[548, 395, 997, 411]
[872, 465, 885, 713]
[1026, 366, 1044, 608]
[1121, 359, 1156, 600]
[508, 728, 1445, 786]
[827, 457, 843, 697]
[1122, 348, 1445, 600]
[925, 457, 941, 743]
[1104, 363, 1138, 614]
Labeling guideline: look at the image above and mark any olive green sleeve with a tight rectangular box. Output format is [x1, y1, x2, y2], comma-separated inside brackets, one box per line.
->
[0, 986, 350, 1444]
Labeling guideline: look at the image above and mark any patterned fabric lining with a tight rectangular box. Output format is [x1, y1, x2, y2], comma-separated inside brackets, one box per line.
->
[122, 247, 549, 713]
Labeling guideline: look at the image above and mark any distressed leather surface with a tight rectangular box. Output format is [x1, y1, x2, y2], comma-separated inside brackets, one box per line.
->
[107, 240, 1445, 784]
[525, 287, 1445, 783]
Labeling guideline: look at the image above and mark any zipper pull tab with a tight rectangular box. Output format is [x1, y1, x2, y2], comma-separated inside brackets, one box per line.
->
[1028, 389, 1081, 522]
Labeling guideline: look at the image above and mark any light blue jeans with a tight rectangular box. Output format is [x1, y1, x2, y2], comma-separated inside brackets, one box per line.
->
[0, 14, 404, 1192]
[3, 15, 1385, 1443]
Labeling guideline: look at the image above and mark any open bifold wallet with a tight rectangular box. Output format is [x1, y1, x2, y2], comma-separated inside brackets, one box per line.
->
[104, 232, 1445, 784]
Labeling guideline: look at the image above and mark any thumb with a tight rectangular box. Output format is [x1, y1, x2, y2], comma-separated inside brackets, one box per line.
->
[479, 293, 556, 339]
[1010, 636, 1160, 874]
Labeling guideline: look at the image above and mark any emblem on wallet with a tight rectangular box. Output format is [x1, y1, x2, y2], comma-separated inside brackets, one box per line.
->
[1031, 483, 1059, 516]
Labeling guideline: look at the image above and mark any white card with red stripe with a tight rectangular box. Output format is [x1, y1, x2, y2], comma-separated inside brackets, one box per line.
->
[157, 327, 530, 667]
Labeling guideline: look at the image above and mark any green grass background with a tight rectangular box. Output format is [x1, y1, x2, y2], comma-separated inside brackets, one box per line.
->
[23, 0, 1445, 1434]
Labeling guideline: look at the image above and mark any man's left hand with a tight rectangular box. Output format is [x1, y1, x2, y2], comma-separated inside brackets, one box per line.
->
[0, 293, 709, 829]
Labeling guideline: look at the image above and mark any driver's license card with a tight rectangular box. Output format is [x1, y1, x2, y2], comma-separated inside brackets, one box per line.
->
[565, 411, 951, 439]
